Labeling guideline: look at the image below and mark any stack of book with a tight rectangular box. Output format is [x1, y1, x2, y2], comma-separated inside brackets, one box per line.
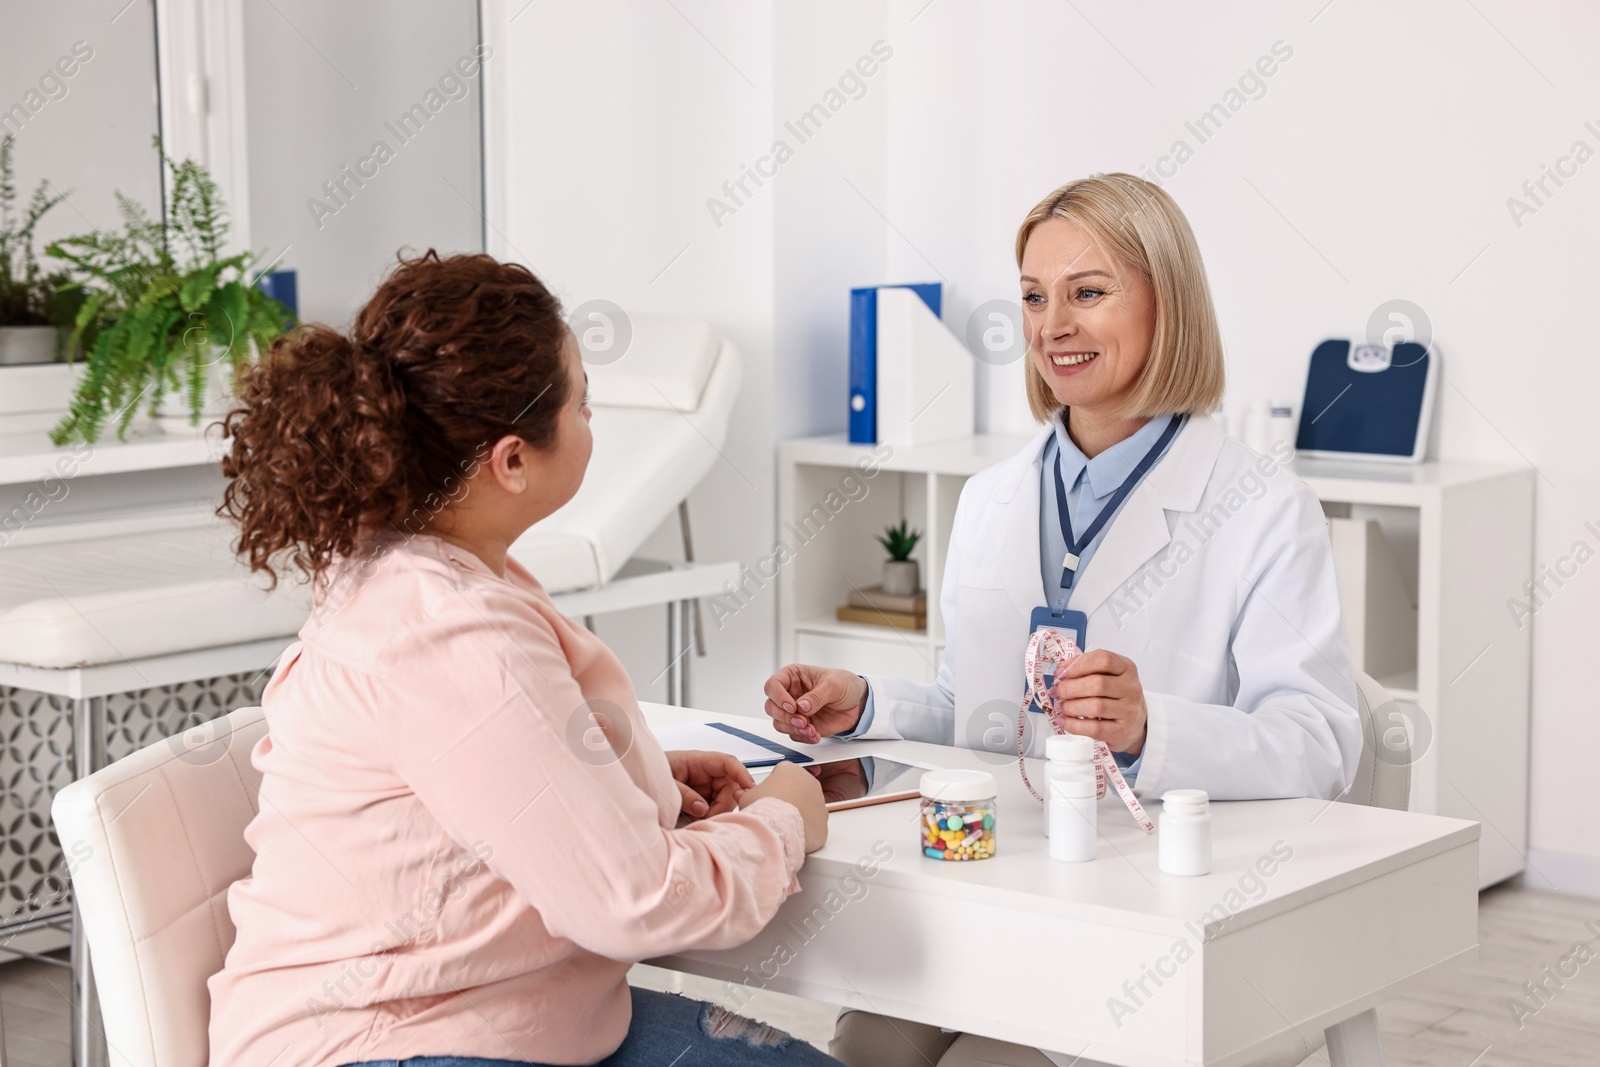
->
[835, 586, 927, 631]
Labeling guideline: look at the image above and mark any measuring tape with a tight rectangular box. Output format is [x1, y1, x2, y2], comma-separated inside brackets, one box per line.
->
[1017, 628, 1155, 834]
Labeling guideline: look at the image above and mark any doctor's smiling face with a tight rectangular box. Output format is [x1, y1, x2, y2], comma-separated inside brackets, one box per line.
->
[1020, 217, 1157, 452]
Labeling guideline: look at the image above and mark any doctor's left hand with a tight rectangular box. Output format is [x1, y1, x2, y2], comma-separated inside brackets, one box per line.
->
[666, 750, 755, 820]
[1047, 650, 1149, 755]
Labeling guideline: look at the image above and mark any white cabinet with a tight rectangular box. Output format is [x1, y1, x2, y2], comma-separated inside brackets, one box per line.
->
[776, 433, 1533, 888]
[1295, 456, 1534, 888]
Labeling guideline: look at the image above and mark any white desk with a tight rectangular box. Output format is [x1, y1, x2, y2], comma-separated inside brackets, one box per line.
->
[642, 704, 1479, 1067]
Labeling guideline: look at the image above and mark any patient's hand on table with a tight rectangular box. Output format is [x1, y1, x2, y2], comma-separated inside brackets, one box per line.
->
[762, 664, 869, 744]
[739, 761, 829, 853]
[667, 750, 754, 820]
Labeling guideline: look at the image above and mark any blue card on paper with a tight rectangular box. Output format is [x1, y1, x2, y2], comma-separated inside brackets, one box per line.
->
[652, 721, 814, 767]
[703, 722, 814, 767]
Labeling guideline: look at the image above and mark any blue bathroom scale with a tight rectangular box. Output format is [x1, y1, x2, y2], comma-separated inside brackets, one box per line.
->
[1296, 339, 1437, 463]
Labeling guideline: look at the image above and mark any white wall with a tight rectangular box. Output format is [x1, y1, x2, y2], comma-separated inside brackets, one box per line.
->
[876, 0, 1600, 885]
[15, 0, 1592, 891]
[485, 0, 910, 712]
[488, 0, 1598, 887]
[242, 0, 483, 328]
[485, 0, 780, 712]
[770, 3, 891, 441]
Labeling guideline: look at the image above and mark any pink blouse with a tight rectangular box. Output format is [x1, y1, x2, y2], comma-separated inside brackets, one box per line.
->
[207, 534, 806, 1067]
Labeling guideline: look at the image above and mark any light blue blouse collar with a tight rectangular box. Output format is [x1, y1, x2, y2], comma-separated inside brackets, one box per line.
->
[1048, 410, 1177, 501]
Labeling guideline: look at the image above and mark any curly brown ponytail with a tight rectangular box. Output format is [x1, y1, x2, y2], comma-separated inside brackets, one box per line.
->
[218, 250, 569, 587]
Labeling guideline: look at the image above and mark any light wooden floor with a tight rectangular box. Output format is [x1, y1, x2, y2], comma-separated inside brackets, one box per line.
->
[4, 884, 1596, 1067]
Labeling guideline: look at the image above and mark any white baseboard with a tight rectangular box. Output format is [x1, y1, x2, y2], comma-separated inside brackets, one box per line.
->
[1518, 848, 1600, 899]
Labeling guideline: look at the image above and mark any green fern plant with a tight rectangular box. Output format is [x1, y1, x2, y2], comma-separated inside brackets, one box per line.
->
[44, 138, 293, 444]
[0, 134, 78, 335]
[876, 520, 921, 562]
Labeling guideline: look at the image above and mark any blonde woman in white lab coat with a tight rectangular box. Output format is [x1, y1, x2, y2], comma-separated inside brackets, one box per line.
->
[762, 173, 1362, 1067]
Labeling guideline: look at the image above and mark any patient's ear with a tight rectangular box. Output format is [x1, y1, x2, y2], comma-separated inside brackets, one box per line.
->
[485, 434, 531, 494]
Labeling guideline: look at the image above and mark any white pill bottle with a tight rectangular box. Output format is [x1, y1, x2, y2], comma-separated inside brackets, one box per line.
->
[1043, 733, 1095, 838]
[1049, 775, 1097, 862]
[1158, 789, 1212, 876]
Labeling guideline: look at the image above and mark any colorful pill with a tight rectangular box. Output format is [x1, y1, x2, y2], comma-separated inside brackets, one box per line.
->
[921, 796, 996, 860]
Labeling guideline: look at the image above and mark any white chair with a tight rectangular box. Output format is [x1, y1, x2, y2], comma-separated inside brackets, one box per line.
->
[1344, 670, 1412, 812]
[0, 524, 304, 1067]
[51, 704, 267, 1067]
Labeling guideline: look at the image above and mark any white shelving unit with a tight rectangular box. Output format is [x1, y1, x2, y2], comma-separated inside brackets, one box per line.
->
[776, 433, 1033, 684]
[777, 432, 1533, 888]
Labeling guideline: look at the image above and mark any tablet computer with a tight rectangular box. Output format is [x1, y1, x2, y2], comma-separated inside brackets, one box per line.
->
[756, 754, 928, 811]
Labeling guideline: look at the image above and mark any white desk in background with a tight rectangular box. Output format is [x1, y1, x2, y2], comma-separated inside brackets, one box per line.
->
[641, 704, 1480, 1067]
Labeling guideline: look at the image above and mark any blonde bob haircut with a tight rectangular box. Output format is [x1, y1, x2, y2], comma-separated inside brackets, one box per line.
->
[1015, 173, 1225, 423]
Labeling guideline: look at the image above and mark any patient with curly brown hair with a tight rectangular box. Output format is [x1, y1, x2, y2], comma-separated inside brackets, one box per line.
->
[207, 251, 837, 1067]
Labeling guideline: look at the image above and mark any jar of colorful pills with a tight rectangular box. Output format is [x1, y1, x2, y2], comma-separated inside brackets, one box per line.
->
[919, 769, 997, 861]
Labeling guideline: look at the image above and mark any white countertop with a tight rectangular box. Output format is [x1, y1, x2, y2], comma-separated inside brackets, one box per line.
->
[641, 702, 1479, 938]
[0, 427, 224, 486]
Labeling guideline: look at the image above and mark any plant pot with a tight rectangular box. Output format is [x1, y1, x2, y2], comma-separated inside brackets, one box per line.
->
[882, 559, 920, 596]
[0, 325, 59, 366]
[151, 356, 234, 436]
[151, 401, 219, 436]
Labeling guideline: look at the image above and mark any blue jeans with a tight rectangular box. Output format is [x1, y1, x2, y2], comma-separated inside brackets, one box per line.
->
[343, 987, 844, 1067]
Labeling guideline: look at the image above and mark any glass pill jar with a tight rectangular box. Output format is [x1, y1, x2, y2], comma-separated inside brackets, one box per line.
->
[919, 769, 998, 861]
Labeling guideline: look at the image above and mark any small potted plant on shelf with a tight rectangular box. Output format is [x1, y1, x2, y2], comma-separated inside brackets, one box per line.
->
[44, 139, 293, 444]
[876, 519, 922, 596]
[0, 135, 78, 366]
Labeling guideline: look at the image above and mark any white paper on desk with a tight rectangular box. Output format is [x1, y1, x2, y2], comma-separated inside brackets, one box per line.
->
[650, 721, 812, 766]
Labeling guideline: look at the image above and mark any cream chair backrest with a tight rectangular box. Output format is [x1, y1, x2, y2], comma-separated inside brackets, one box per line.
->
[51, 705, 268, 1067]
[1345, 671, 1412, 811]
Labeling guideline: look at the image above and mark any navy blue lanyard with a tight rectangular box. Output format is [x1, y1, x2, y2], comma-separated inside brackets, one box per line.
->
[1053, 414, 1186, 592]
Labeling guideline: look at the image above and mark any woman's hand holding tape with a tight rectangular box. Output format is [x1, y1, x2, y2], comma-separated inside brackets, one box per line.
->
[1047, 648, 1149, 755]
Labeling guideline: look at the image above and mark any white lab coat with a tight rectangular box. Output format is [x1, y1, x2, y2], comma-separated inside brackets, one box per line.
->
[855, 414, 1361, 801]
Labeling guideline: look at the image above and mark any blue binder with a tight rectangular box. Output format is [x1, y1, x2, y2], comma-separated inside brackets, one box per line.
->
[1296, 339, 1437, 462]
[257, 269, 298, 318]
[848, 283, 943, 444]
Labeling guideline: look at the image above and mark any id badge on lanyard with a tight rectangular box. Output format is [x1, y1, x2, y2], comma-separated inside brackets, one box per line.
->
[1026, 605, 1087, 715]
[1027, 414, 1183, 714]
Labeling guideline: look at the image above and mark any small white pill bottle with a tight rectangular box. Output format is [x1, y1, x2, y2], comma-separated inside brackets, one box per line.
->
[1158, 789, 1212, 877]
[1049, 774, 1097, 862]
[1043, 733, 1095, 837]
